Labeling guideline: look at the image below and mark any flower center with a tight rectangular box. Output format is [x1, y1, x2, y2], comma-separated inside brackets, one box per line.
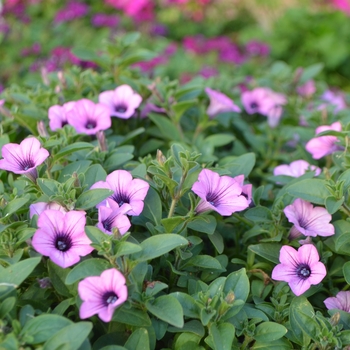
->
[85, 120, 97, 129]
[250, 102, 258, 109]
[111, 192, 130, 207]
[296, 264, 311, 279]
[102, 218, 112, 232]
[20, 158, 35, 171]
[54, 234, 73, 252]
[103, 291, 118, 305]
[206, 192, 217, 206]
[115, 105, 127, 113]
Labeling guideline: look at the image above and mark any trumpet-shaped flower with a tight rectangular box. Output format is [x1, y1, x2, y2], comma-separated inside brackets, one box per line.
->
[284, 198, 334, 238]
[66, 99, 111, 135]
[0, 137, 49, 182]
[90, 170, 149, 216]
[30, 202, 67, 219]
[99, 85, 142, 119]
[272, 244, 327, 296]
[205, 87, 241, 117]
[78, 268, 128, 322]
[48, 101, 75, 131]
[324, 291, 350, 312]
[97, 205, 131, 235]
[32, 210, 93, 268]
[305, 121, 343, 159]
[274, 160, 321, 178]
[192, 169, 249, 216]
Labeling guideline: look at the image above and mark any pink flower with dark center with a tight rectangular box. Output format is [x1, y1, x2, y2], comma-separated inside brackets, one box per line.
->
[272, 244, 327, 296]
[97, 205, 131, 235]
[274, 160, 321, 178]
[90, 170, 150, 216]
[99, 85, 142, 119]
[66, 99, 111, 135]
[48, 101, 76, 131]
[205, 87, 241, 118]
[284, 198, 334, 239]
[305, 121, 343, 159]
[192, 169, 249, 216]
[241, 87, 276, 115]
[0, 137, 49, 182]
[30, 202, 67, 219]
[324, 291, 350, 312]
[79, 268, 128, 322]
[32, 210, 93, 268]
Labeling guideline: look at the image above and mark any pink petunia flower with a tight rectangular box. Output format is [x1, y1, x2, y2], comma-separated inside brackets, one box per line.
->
[78, 268, 128, 322]
[99, 85, 142, 119]
[297, 80, 316, 98]
[284, 198, 334, 239]
[319, 90, 347, 114]
[32, 210, 94, 268]
[324, 291, 350, 312]
[30, 202, 67, 219]
[272, 244, 327, 296]
[0, 137, 49, 182]
[97, 205, 131, 235]
[90, 170, 150, 216]
[66, 99, 111, 135]
[191, 169, 249, 216]
[305, 121, 343, 159]
[274, 160, 321, 178]
[205, 87, 241, 118]
[48, 101, 76, 131]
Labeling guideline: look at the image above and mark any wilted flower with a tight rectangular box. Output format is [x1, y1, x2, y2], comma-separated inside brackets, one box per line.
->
[97, 205, 131, 235]
[48, 101, 75, 131]
[99, 85, 142, 119]
[79, 268, 128, 322]
[32, 210, 93, 268]
[205, 87, 241, 117]
[66, 99, 111, 135]
[305, 121, 343, 159]
[324, 291, 350, 312]
[90, 170, 150, 216]
[191, 169, 249, 216]
[284, 198, 334, 239]
[272, 244, 327, 296]
[0, 137, 49, 182]
[274, 160, 321, 178]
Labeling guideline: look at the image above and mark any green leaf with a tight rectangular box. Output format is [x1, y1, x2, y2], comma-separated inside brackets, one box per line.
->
[172, 100, 198, 122]
[205, 323, 235, 350]
[244, 207, 273, 223]
[148, 113, 181, 141]
[75, 189, 113, 210]
[115, 241, 142, 259]
[170, 292, 200, 318]
[224, 268, 250, 302]
[20, 314, 72, 345]
[325, 195, 344, 215]
[287, 179, 331, 205]
[249, 243, 282, 264]
[85, 226, 109, 245]
[37, 179, 60, 197]
[43, 322, 92, 350]
[135, 187, 162, 226]
[113, 305, 152, 327]
[161, 216, 187, 233]
[254, 322, 287, 342]
[82, 164, 107, 189]
[208, 231, 224, 254]
[124, 328, 150, 350]
[134, 234, 188, 262]
[53, 142, 94, 162]
[182, 255, 223, 270]
[0, 297, 16, 318]
[223, 153, 256, 177]
[343, 261, 350, 284]
[187, 215, 217, 235]
[252, 338, 293, 349]
[47, 260, 74, 298]
[145, 295, 184, 328]
[65, 259, 111, 285]
[299, 63, 324, 84]
[104, 153, 134, 172]
[205, 134, 235, 148]
[168, 320, 204, 336]
[56, 160, 92, 183]
[3, 194, 30, 217]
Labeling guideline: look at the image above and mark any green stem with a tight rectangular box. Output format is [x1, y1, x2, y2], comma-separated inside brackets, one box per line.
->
[168, 198, 178, 218]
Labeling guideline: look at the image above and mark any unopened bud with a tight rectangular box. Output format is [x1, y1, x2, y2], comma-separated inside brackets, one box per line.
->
[97, 131, 108, 152]
[156, 149, 166, 165]
[330, 312, 340, 326]
[41, 67, 49, 86]
[37, 277, 51, 289]
[37, 121, 49, 138]
[225, 291, 235, 304]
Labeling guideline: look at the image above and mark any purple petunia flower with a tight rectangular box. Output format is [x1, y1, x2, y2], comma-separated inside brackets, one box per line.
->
[32, 210, 93, 268]
[66, 99, 111, 135]
[272, 244, 327, 296]
[48, 101, 76, 131]
[30, 202, 67, 219]
[54, 1, 89, 24]
[191, 169, 249, 216]
[90, 170, 150, 216]
[97, 205, 131, 235]
[324, 291, 350, 312]
[284, 198, 334, 239]
[205, 87, 241, 118]
[91, 13, 119, 28]
[99, 85, 142, 119]
[319, 90, 347, 114]
[297, 80, 316, 98]
[305, 121, 343, 159]
[274, 160, 321, 178]
[78, 268, 128, 322]
[0, 137, 49, 182]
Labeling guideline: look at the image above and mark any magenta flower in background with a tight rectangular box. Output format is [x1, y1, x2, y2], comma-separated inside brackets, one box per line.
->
[30, 202, 67, 219]
[79, 268, 128, 322]
[324, 291, 350, 312]
[319, 90, 347, 114]
[274, 160, 321, 178]
[66, 99, 111, 135]
[297, 80, 316, 98]
[272, 244, 327, 296]
[331, 0, 350, 16]
[48, 101, 75, 131]
[284, 198, 334, 239]
[32, 210, 93, 268]
[192, 169, 249, 216]
[97, 205, 131, 235]
[105, 0, 153, 20]
[91, 13, 119, 28]
[205, 87, 241, 117]
[54, 1, 89, 23]
[99, 85, 142, 119]
[245, 40, 270, 57]
[90, 170, 150, 216]
[0, 137, 49, 182]
[199, 66, 218, 79]
[305, 121, 343, 159]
